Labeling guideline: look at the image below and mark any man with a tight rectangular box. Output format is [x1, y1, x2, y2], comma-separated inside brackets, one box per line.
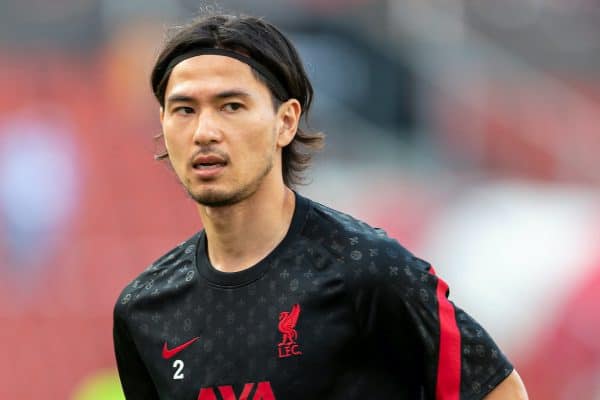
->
[113, 13, 528, 399]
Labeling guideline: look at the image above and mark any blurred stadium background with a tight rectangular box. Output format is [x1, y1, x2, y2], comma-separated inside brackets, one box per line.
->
[1, 0, 599, 398]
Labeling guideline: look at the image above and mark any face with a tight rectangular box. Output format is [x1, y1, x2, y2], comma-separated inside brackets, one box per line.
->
[160, 55, 299, 207]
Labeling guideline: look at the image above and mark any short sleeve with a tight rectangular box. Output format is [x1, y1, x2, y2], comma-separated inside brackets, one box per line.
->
[113, 301, 161, 400]
[352, 254, 513, 400]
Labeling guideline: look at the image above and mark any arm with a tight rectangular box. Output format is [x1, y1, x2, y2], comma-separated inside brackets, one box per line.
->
[484, 370, 528, 400]
[113, 305, 161, 400]
[352, 251, 522, 399]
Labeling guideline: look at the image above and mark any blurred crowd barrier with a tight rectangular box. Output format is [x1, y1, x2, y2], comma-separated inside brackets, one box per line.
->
[1, 1, 600, 398]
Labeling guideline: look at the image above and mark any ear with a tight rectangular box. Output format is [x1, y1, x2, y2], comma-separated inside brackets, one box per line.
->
[276, 99, 301, 148]
[159, 106, 170, 153]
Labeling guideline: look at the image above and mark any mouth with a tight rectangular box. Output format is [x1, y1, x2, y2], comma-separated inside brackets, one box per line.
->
[190, 154, 228, 177]
[192, 161, 227, 170]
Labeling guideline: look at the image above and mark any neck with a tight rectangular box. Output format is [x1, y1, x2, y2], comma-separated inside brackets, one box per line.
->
[197, 185, 296, 273]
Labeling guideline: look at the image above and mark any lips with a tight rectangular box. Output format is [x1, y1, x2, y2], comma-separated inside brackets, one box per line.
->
[190, 153, 228, 178]
[191, 154, 227, 170]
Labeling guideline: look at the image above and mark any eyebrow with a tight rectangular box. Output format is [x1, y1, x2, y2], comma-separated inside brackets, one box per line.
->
[166, 90, 252, 105]
[214, 89, 252, 100]
[165, 94, 195, 104]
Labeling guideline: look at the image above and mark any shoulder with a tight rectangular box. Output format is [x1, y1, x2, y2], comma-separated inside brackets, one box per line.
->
[303, 197, 430, 272]
[303, 197, 437, 310]
[113, 232, 201, 318]
[303, 201, 432, 289]
[303, 198, 393, 246]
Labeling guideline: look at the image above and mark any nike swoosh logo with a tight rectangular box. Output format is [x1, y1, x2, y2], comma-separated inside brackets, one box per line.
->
[162, 337, 200, 359]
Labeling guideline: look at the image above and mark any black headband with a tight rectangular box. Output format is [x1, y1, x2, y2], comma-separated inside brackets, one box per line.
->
[164, 48, 289, 100]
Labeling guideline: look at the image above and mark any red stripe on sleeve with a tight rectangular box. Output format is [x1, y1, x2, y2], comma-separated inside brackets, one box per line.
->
[429, 266, 461, 400]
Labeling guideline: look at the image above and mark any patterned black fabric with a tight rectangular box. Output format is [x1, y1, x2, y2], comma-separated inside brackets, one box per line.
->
[114, 192, 513, 399]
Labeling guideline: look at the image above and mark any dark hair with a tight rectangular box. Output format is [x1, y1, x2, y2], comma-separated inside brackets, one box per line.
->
[151, 13, 324, 187]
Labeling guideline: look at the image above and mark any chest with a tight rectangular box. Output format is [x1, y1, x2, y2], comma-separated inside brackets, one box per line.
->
[130, 270, 361, 399]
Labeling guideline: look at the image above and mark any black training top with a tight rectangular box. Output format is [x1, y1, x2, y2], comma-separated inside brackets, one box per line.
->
[113, 192, 513, 400]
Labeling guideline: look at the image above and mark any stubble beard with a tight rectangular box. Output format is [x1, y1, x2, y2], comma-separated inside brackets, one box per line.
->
[184, 155, 274, 208]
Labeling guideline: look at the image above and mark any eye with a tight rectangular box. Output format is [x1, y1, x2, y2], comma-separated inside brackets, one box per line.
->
[173, 106, 194, 115]
[222, 102, 243, 112]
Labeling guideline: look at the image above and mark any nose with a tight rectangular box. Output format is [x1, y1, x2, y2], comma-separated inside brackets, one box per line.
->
[193, 110, 222, 145]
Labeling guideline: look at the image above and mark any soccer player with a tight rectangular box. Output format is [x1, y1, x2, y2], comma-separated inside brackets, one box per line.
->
[113, 13, 528, 400]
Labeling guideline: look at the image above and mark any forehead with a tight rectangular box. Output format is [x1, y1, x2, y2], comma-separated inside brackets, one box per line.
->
[165, 55, 269, 98]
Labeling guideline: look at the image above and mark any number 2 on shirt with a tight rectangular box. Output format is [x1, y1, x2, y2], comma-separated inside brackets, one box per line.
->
[173, 360, 184, 380]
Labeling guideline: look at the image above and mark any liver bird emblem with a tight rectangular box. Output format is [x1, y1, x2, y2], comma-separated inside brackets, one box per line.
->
[278, 303, 301, 346]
